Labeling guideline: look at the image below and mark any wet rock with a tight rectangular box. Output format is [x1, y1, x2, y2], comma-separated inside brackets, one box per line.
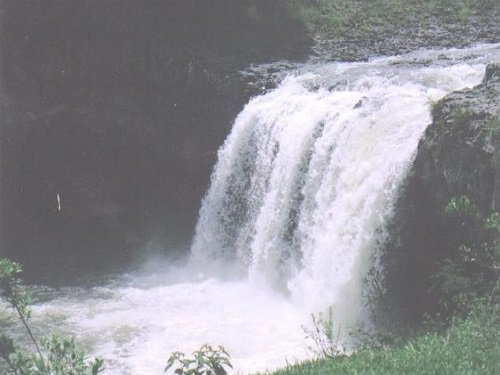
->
[383, 63, 500, 323]
[415, 63, 500, 214]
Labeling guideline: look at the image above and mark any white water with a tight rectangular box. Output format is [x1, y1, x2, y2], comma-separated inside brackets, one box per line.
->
[18, 44, 500, 374]
[192, 43, 499, 331]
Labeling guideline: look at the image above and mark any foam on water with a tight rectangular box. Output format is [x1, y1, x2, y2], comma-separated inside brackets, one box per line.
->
[26, 44, 500, 374]
[192, 44, 499, 332]
[28, 269, 307, 374]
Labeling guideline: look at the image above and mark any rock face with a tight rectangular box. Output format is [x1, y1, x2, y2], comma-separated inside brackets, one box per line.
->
[416, 63, 500, 213]
[309, 4, 500, 61]
[0, 1, 310, 282]
[383, 63, 500, 322]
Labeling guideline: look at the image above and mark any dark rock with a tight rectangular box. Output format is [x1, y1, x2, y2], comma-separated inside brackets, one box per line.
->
[416, 63, 500, 214]
[383, 63, 500, 322]
[312, 6, 500, 61]
[0, 0, 311, 283]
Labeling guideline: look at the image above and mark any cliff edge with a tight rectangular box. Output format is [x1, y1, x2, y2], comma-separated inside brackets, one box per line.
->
[383, 63, 500, 322]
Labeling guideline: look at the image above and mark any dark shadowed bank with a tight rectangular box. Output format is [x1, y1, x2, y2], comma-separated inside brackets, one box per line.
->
[0, 0, 310, 283]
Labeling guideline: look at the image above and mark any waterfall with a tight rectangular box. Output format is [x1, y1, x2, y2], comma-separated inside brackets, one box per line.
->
[20, 45, 499, 375]
[192, 47, 494, 333]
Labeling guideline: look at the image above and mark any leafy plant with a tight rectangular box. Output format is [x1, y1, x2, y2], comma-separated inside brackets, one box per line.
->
[485, 212, 500, 230]
[34, 336, 104, 375]
[431, 198, 500, 315]
[0, 258, 104, 375]
[0, 259, 42, 362]
[165, 344, 232, 375]
[444, 195, 476, 216]
[302, 307, 346, 359]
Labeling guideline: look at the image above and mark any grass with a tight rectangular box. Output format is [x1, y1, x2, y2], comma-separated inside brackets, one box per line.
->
[286, 0, 500, 37]
[257, 302, 499, 375]
[484, 118, 500, 139]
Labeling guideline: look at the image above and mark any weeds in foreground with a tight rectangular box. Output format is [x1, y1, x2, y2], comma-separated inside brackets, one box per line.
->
[165, 344, 232, 375]
[0, 258, 104, 375]
[1, 258, 233, 375]
[302, 307, 346, 359]
[259, 298, 499, 375]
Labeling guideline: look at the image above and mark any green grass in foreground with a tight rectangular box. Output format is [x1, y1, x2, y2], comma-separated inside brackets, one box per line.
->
[259, 304, 499, 375]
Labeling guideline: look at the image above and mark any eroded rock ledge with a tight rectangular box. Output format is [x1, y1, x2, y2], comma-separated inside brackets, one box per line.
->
[416, 63, 500, 213]
[383, 63, 500, 323]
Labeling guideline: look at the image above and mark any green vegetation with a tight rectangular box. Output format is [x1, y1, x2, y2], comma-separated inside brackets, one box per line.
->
[165, 344, 232, 375]
[436, 196, 499, 316]
[261, 195, 499, 375]
[445, 195, 475, 215]
[0, 258, 233, 375]
[483, 117, 500, 139]
[0, 259, 104, 375]
[302, 307, 346, 359]
[286, 0, 498, 37]
[2, 194, 498, 374]
[450, 108, 472, 127]
[257, 301, 498, 375]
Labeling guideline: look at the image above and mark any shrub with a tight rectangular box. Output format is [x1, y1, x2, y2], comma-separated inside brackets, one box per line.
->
[431, 197, 499, 316]
[0, 258, 104, 375]
[444, 195, 476, 216]
[259, 299, 499, 375]
[302, 307, 346, 359]
[165, 344, 232, 375]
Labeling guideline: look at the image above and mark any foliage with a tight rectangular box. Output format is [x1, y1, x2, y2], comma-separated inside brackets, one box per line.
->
[431, 197, 499, 315]
[483, 117, 500, 139]
[444, 195, 476, 216]
[258, 300, 499, 375]
[35, 336, 104, 375]
[278, 195, 499, 375]
[302, 307, 346, 359]
[361, 266, 401, 331]
[0, 260, 32, 319]
[1, 258, 43, 364]
[165, 344, 232, 375]
[450, 108, 471, 127]
[286, 0, 499, 37]
[0, 258, 104, 375]
[485, 212, 500, 230]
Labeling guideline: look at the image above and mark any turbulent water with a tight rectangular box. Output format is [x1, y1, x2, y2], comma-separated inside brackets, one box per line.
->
[191, 43, 500, 332]
[9, 44, 500, 374]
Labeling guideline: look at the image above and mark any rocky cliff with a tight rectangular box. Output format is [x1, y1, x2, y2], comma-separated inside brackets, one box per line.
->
[0, 1, 310, 281]
[383, 63, 500, 322]
[416, 63, 500, 213]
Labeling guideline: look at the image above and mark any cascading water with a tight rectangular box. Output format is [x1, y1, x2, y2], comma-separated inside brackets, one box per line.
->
[191, 44, 497, 333]
[10, 44, 499, 375]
